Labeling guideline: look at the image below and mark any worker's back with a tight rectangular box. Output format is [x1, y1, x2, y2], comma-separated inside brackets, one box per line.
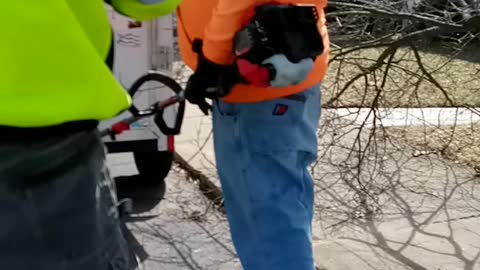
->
[0, 1, 132, 128]
[176, 0, 330, 103]
[0, 1, 183, 269]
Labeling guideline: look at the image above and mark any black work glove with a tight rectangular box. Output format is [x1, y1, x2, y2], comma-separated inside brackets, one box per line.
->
[184, 39, 238, 115]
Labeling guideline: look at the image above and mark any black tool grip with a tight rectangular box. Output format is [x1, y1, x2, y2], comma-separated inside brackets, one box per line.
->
[128, 72, 185, 135]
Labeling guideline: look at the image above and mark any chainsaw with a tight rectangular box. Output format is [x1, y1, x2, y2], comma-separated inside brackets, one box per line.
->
[233, 3, 325, 87]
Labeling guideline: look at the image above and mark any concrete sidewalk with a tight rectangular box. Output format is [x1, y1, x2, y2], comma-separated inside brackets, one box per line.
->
[311, 118, 480, 270]
[175, 103, 218, 182]
[172, 104, 480, 270]
[333, 107, 480, 128]
[107, 153, 241, 270]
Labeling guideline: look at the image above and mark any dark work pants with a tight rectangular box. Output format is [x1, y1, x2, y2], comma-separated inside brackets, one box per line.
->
[0, 130, 130, 270]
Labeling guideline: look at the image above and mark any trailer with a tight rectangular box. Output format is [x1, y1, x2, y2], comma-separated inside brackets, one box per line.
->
[100, 5, 183, 184]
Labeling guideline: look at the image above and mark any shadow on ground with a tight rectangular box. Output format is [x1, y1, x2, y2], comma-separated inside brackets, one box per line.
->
[115, 175, 167, 214]
[312, 112, 480, 270]
[114, 175, 167, 269]
[107, 170, 239, 270]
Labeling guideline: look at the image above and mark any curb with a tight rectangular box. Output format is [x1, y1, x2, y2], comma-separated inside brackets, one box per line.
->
[173, 151, 225, 213]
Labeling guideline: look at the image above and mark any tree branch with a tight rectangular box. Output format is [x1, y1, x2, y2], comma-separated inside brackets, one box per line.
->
[328, 1, 480, 33]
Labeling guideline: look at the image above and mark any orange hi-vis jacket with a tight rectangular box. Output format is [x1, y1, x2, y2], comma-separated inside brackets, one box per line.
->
[176, 0, 329, 104]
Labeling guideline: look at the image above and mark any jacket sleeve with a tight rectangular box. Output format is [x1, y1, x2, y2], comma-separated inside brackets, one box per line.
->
[110, 0, 183, 21]
[202, 0, 263, 65]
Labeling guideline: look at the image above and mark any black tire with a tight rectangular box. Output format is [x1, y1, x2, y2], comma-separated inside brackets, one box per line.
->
[133, 151, 173, 184]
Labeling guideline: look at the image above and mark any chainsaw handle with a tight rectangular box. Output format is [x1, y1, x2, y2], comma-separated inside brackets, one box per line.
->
[127, 71, 185, 135]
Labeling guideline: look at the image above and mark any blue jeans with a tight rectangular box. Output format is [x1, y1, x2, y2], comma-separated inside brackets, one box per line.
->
[212, 85, 321, 270]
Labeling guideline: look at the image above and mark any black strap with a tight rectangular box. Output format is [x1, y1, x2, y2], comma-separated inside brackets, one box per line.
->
[105, 30, 115, 70]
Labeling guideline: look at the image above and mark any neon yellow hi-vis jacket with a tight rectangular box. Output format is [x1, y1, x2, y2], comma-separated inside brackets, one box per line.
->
[0, 0, 182, 128]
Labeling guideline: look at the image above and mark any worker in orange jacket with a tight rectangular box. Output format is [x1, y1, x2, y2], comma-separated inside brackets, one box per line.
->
[177, 1, 329, 269]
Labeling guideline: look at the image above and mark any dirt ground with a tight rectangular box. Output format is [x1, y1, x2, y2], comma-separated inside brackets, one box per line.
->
[321, 44, 480, 108]
[322, 44, 480, 173]
[386, 123, 480, 173]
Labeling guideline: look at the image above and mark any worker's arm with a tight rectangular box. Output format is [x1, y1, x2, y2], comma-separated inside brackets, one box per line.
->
[107, 0, 182, 21]
[202, 0, 262, 65]
[183, 0, 266, 114]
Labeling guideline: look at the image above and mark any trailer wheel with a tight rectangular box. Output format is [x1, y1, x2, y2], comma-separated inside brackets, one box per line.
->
[133, 151, 173, 184]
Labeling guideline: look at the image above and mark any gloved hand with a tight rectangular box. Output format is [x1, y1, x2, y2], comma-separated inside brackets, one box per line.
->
[185, 39, 238, 115]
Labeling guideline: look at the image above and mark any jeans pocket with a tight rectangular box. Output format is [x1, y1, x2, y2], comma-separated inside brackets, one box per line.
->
[61, 228, 129, 270]
[239, 95, 307, 154]
[214, 99, 238, 117]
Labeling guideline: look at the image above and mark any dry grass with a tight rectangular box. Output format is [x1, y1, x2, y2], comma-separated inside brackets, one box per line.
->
[321, 45, 480, 170]
[387, 123, 480, 171]
[322, 45, 480, 108]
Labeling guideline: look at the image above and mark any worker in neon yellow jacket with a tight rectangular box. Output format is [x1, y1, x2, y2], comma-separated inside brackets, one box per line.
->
[0, 1, 181, 269]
